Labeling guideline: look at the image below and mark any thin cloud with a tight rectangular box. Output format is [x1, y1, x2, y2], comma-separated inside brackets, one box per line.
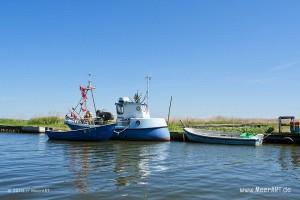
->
[271, 61, 300, 71]
[246, 61, 300, 85]
[246, 78, 275, 85]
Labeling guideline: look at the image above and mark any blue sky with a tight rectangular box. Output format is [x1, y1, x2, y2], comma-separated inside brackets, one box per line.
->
[1, 0, 300, 119]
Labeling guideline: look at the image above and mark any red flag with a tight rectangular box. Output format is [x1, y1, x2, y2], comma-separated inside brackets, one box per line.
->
[80, 86, 88, 101]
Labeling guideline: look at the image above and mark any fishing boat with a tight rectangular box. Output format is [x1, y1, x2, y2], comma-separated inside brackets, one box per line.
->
[64, 75, 114, 130]
[112, 76, 170, 141]
[46, 124, 115, 141]
[184, 128, 264, 146]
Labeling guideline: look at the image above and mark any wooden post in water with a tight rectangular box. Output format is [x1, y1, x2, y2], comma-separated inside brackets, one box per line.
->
[180, 120, 186, 142]
[278, 117, 281, 133]
[167, 96, 173, 125]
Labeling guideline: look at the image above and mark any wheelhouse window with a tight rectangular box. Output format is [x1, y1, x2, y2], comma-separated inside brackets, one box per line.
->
[116, 104, 124, 115]
[141, 104, 147, 111]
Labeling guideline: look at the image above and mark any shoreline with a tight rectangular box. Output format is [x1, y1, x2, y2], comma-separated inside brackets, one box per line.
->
[0, 116, 278, 133]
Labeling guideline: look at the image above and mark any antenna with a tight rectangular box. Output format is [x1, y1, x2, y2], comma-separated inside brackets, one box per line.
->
[88, 73, 92, 88]
[145, 75, 151, 107]
[88, 73, 97, 115]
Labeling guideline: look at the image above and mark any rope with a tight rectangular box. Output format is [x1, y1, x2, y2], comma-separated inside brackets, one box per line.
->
[113, 125, 130, 135]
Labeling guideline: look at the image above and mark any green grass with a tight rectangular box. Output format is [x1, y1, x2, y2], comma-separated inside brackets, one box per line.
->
[168, 117, 277, 134]
[205, 126, 274, 134]
[0, 118, 28, 126]
[27, 116, 64, 125]
[0, 116, 68, 130]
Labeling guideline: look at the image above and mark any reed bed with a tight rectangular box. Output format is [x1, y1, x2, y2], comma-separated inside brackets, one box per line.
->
[168, 116, 278, 134]
[0, 116, 68, 130]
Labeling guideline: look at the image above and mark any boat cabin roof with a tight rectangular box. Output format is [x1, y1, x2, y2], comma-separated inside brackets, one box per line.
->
[115, 96, 150, 118]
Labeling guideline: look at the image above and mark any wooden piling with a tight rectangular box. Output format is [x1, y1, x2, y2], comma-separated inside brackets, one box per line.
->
[0, 125, 45, 133]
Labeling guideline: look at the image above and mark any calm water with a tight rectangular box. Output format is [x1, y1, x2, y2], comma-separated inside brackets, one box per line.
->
[0, 133, 300, 200]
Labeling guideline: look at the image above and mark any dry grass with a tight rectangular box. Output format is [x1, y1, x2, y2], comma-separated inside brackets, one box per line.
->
[168, 116, 278, 133]
[171, 116, 277, 125]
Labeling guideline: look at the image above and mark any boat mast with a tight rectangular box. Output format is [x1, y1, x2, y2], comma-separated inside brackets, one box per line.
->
[88, 74, 97, 115]
[145, 75, 151, 109]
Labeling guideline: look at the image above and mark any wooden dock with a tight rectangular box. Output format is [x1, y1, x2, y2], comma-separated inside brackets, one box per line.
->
[0, 125, 45, 133]
[263, 133, 300, 144]
[0, 125, 22, 133]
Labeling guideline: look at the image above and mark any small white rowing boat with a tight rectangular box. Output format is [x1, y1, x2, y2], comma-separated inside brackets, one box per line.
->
[184, 128, 264, 146]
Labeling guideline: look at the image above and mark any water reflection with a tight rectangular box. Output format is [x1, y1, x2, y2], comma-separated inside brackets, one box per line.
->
[278, 145, 300, 170]
[68, 146, 89, 192]
[37, 134, 46, 151]
[3, 133, 300, 199]
[113, 143, 145, 186]
[112, 141, 169, 187]
[46, 140, 169, 192]
[113, 142, 153, 186]
[46, 138, 300, 193]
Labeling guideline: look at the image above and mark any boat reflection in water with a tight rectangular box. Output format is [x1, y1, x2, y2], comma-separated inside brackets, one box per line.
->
[68, 146, 89, 192]
[113, 141, 170, 187]
[278, 145, 300, 170]
[46, 140, 170, 193]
